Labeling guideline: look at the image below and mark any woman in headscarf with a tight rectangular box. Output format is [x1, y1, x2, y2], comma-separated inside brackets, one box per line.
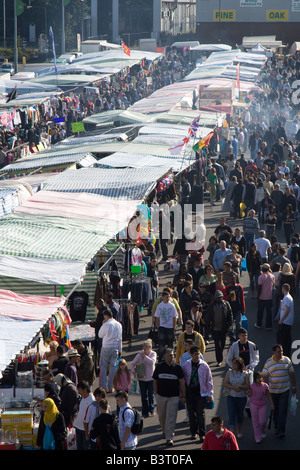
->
[36, 398, 67, 450]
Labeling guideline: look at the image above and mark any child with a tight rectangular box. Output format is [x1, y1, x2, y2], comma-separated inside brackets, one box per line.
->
[249, 371, 274, 444]
[180, 339, 195, 367]
[180, 339, 204, 367]
[113, 359, 131, 415]
[84, 387, 110, 449]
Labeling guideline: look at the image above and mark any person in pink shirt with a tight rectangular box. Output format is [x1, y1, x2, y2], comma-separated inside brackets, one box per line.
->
[113, 358, 131, 393]
[255, 263, 275, 330]
[130, 339, 157, 418]
[249, 371, 274, 444]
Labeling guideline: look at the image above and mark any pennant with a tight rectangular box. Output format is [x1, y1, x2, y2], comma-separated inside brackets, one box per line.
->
[6, 86, 18, 103]
[168, 137, 190, 155]
[122, 41, 131, 56]
[193, 131, 215, 152]
[49, 26, 57, 74]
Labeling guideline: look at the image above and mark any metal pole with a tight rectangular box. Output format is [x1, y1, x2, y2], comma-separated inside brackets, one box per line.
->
[13, 0, 18, 73]
[62, 0, 65, 54]
[3, 0, 6, 48]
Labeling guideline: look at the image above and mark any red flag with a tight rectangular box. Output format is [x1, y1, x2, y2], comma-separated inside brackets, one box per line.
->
[122, 41, 130, 56]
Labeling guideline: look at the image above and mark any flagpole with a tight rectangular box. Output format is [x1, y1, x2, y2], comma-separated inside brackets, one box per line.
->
[13, 0, 18, 74]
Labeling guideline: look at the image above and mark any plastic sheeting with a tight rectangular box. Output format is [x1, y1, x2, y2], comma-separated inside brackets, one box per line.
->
[0, 255, 86, 285]
[0, 290, 65, 375]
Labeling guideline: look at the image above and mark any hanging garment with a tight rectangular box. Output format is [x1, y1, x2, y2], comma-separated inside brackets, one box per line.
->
[67, 291, 90, 322]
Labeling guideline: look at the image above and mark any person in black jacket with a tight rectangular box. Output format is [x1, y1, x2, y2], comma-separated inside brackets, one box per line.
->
[89, 399, 121, 450]
[36, 398, 67, 450]
[246, 243, 263, 298]
[179, 280, 200, 328]
[54, 374, 79, 428]
[206, 290, 233, 366]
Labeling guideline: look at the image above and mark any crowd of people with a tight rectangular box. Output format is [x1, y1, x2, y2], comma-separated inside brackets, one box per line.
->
[0, 47, 196, 166]
[13, 50, 300, 451]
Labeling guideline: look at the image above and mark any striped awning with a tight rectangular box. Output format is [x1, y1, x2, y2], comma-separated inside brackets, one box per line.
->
[0, 212, 113, 261]
[96, 152, 193, 172]
[1, 153, 97, 173]
[42, 167, 172, 199]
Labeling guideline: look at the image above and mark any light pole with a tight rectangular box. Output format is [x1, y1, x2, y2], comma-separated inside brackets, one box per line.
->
[62, 0, 65, 54]
[14, 0, 18, 73]
[3, 0, 6, 48]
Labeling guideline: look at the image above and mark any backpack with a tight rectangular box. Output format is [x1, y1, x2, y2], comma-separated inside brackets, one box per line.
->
[122, 406, 143, 435]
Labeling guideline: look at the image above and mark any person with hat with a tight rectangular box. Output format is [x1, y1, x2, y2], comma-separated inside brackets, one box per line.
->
[53, 374, 80, 428]
[64, 348, 80, 386]
[255, 263, 275, 330]
[206, 290, 233, 366]
[72, 339, 96, 386]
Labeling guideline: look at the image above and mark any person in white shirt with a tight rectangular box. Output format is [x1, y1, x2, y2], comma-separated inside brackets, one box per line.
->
[277, 284, 294, 358]
[155, 291, 178, 361]
[98, 308, 122, 392]
[254, 230, 271, 263]
[73, 381, 95, 450]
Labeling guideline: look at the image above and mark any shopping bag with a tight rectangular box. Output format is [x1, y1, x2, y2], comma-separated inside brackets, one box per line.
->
[289, 394, 298, 416]
[241, 257, 247, 271]
[43, 424, 55, 450]
[65, 426, 77, 450]
[129, 377, 140, 395]
[135, 363, 145, 379]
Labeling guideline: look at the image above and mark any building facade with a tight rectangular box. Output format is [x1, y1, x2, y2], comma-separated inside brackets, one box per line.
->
[89, 0, 196, 46]
[196, 0, 300, 47]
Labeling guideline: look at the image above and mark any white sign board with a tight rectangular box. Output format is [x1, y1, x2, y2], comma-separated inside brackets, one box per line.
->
[292, 0, 300, 12]
[240, 0, 262, 6]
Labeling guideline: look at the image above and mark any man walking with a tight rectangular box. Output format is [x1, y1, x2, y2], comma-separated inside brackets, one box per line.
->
[98, 308, 122, 392]
[261, 344, 296, 438]
[182, 346, 214, 443]
[207, 290, 233, 366]
[224, 273, 246, 344]
[115, 391, 138, 450]
[243, 209, 260, 252]
[154, 291, 178, 361]
[153, 348, 185, 447]
[276, 284, 294, 358]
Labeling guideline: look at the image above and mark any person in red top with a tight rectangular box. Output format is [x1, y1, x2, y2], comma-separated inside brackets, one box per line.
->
[201, 415, 239, 450]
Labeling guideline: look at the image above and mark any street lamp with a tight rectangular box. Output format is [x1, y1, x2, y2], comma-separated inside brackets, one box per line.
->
[14, 0, 18, 73]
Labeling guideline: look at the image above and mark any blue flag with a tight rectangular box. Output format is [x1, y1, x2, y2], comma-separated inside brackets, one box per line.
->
[49, 26, 57, 74]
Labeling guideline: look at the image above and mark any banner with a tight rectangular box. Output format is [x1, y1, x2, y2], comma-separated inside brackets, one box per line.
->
[49, 27, 57, 74]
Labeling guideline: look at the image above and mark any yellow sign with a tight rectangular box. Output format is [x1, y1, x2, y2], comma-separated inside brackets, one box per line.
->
[213, 10, 236, 21]
[266, 10, 288, 21]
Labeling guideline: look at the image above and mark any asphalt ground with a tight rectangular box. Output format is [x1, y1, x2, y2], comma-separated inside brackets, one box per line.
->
[104, 194, 300, 453]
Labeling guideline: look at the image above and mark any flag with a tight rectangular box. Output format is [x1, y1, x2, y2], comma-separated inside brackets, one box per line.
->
[49, 26, 57, 74]
[193, 131, 215, 152]
[6, 86, 18, 102]
[122, 41, 131, 56]
[168, 137, 190, 155]
[188, 115, 200, 137]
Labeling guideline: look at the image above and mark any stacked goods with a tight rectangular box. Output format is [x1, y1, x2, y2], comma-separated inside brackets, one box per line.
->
[1, 410, 33, 447]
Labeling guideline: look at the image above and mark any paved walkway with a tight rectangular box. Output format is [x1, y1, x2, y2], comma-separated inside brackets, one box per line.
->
[94, 195, 300, 451]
